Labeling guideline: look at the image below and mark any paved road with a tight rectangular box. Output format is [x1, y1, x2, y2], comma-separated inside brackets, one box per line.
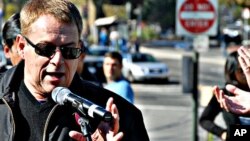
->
[133, 82, 226, 141]
[133, 45, 227, 141]
[133, 84, 193, 141]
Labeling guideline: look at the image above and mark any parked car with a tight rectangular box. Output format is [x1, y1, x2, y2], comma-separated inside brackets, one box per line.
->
[222, 23, 243, 45]
[122, 52, 169, 82]
[84, 45, 112, 83]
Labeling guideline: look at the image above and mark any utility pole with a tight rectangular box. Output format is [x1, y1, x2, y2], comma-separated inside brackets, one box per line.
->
[242, 8, 250, 47]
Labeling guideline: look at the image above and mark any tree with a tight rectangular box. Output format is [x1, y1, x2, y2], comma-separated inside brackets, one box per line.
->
[234, 0, 250, 7]
[93, 0, 105, 18]
[142, 0, 176, 31]
[93, 0, 143, 19]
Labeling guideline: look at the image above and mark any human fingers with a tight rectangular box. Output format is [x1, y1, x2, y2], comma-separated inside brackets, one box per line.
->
[226, 84, 250, 96]
[238, 55, 250, 86]
[224, 95, 247, 115]
[219, 90, 232, 112]
[238, 46, 250, 59]
[105, 97, 120, 133]
[106, 131, 124, 141]
[106, 97, 114, 111]
[224, 95, 237, 113]
[238, 56, 249, 73]
[238, 54, 250, 87]
[212, 85, 221, 102]
[213, 86, 226, 109]
[111, 103, 119, 134]
[238, 47, 250, 73]
[218, 88, 226, 109]
[69, 131, 86, 141]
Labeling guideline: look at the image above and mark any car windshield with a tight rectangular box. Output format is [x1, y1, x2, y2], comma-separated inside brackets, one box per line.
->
[132, 54, 157, 62]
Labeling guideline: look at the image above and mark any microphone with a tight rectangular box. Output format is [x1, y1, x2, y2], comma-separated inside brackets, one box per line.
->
[52, 87, 112, 122]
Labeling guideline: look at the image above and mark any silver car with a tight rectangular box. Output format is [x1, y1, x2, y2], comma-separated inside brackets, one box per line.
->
[122, 53, 169, 82]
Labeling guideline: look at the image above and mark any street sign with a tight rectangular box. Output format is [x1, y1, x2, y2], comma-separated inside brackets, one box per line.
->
[176, 0, 218, 36]
[193, 35, 209, 51]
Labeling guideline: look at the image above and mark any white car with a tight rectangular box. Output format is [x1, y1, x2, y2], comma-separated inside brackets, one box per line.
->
[122, 53, 169, 82]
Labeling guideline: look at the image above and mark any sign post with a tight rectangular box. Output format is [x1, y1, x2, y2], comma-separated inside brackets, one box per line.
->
[242, 8, 250, 46]
[176, 1, 218, 141]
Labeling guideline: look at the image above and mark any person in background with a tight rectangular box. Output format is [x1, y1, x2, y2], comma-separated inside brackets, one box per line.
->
[214, 46, 250, 115]
[2, 12, 22, 67]
[199, 50, 249, 140]
[134, 37, 141, 52]
[0, 0, 149, 141]
[99, 27, 108, 46]
[103, 51, 134, 104]
[109, 27, 119, 50]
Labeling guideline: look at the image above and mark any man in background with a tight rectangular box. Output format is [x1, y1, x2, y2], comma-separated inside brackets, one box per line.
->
[2, 13, 22, 68]
[103, 51, 134, 104]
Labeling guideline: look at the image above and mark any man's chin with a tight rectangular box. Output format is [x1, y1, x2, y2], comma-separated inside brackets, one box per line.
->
[44, 83, 64, 93]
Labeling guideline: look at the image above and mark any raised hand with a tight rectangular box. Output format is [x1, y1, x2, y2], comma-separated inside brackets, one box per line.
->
[238, 46, 250, 87]
[69, 97, 123, 141]
[213, 84, 250, 115]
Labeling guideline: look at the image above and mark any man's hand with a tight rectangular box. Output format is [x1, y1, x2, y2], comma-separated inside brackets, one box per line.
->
[238, 47, 250, 87]
[213, 84, 250, 115]
[69, 97, 123, 141]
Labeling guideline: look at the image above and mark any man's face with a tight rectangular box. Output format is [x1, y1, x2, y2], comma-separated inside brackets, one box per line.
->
[4, 40, 22, 66]
[103, 57, 122, 81]
[18, 15, 80, 97]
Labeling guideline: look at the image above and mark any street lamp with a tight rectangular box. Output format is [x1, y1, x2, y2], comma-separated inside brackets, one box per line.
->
[242, 8, 250, 46]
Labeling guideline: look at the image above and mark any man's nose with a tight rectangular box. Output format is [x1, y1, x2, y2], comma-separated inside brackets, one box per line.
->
[50, 49, 64, 65]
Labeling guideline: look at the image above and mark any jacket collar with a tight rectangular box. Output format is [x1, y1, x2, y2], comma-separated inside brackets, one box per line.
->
[0, 60, 24, 98]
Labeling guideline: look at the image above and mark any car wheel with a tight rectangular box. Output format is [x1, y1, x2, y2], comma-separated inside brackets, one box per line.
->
[127, 71, 135, 83]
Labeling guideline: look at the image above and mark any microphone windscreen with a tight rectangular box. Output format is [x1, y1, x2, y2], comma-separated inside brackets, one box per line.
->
[52, 87, 70, 105]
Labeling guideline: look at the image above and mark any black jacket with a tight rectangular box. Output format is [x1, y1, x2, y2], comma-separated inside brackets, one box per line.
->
[0, 61, 149, 141]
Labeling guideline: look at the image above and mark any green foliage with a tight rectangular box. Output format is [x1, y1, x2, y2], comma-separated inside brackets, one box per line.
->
[233, 5, 243, 19]
[142, 0, 176, 30]
[141, 26, 158, 41]
[70, 0, 84, 5]
[103, 4, 127, 19]
[130, 25, 159, 42]
[4, 3, 18, 20]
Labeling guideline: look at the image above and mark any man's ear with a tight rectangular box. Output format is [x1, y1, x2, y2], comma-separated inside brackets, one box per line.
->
[3, 45, 11, 59]
[16, 35, 25, 59]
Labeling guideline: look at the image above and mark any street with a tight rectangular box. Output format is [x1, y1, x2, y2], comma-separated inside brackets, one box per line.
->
[133, 83, 192, 141]
[132, 46, 226, 141]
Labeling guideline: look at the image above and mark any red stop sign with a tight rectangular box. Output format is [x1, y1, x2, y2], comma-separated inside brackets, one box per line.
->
[179, 0, 216, 34]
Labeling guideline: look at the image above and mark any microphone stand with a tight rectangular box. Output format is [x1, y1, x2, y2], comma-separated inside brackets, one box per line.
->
[78, 116, 92, 141]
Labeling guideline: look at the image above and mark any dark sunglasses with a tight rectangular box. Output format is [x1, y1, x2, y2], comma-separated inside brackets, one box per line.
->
[23, 36, 83, 59]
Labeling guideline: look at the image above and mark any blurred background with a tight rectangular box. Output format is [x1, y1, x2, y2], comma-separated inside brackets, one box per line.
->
[0, 0, 250, 141]
[0, 0, 248, 48]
